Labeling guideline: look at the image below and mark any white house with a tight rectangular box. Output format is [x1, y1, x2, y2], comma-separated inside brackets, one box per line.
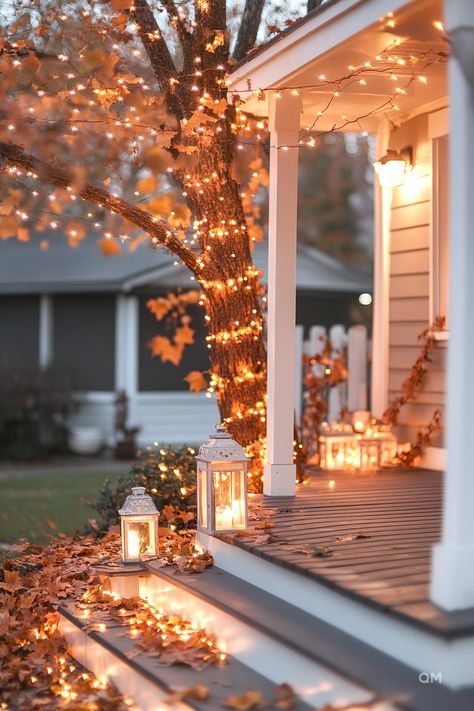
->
[56, 0, 474, 707]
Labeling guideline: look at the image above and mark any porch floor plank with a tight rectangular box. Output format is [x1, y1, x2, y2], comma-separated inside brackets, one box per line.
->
[219, 467, 474, 637]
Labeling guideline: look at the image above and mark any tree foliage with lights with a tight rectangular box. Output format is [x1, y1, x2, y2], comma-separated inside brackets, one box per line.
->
[0, 0, 285, 487]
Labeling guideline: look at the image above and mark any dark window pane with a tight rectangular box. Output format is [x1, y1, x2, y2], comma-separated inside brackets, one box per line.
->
[53, 294, 115, 391]
[0, 295, 39, 372]
[138, 293, 210, 392]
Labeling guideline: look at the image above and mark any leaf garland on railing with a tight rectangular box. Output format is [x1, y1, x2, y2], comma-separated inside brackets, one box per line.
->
[383, 316, 446, 466]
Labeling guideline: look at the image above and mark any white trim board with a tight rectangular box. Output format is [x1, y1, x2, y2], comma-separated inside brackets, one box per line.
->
[197, 533, 474, 689]
[419, 446, 445, 471]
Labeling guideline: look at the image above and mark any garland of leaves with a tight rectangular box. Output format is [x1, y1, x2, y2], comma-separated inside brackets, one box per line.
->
[301, 337, 348, 460]
[383, 316, 446, 466]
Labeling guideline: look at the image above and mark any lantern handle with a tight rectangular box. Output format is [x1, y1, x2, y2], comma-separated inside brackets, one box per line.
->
[216, 422, 227, 433]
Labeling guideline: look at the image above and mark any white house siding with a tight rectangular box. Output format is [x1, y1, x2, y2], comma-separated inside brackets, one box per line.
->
[70, 392, 219, 448]
[388, 111, 446, 448]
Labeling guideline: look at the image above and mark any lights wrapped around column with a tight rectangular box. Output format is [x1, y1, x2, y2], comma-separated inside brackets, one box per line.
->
[118, 487, 159, 563]
[196, 424, 249, 534]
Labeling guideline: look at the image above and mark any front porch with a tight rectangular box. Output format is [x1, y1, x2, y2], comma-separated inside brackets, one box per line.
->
[198, 467, 474, 692]
[220, 467, 472, 633]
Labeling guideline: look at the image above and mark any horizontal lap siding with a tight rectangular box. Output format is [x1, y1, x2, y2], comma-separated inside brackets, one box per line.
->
[387, 113, 446, 447]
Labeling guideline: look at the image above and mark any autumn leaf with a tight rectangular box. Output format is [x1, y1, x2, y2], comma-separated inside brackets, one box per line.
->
[168, 203, 192, 228]
[312, 546, 333, 558]
[183, 370, 207, 393]
[147, 297, 171, 321]
[274, 684, 296, 709]
[98, 237, 121, 256]
[17, 227, 29, 242]
[149, 336, 184, 365]
[137, 174, 159, 194]
[175, 324, 195, 346]
[222, 690, 267, 710]
[206, 30, 226, 53]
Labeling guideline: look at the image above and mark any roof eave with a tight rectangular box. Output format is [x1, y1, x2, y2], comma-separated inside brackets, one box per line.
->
[227, 0, 415, 95]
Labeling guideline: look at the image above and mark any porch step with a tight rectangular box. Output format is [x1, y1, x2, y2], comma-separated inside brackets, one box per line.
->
[142, 561, 474, 711]
[58, 603, 312, 711]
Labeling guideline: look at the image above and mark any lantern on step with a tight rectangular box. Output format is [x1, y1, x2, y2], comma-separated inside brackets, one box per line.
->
[196, 424, 249, 534]
[118, 487, 159, 563]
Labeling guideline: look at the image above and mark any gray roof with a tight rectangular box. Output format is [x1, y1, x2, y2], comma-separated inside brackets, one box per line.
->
[0, 231, 370, 295]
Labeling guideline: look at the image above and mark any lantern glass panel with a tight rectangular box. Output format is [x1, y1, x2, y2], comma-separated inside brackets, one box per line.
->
[122, 516, 157, 561]
[214, 470, 245, 530]
[198, 467, 208, 529]
[359, 441, 381, 472]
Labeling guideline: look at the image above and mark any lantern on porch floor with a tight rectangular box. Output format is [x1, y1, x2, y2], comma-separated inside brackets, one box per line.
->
[196, 424, 249, 534]
[118, 487, 159, 563]
[319, 423, 359, 471]
[373, 426, 398, 466]
[358, 437, 382, 472]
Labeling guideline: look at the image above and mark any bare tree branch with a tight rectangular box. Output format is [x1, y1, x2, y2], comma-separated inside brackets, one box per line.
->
[232, 0, 265, 61]
[0, 141, 200, 274]
[132, 0, 177, 88]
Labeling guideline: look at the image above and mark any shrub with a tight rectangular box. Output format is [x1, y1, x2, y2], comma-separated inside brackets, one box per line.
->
[94, 445, 197, 532]
[0, 368, 72, 461]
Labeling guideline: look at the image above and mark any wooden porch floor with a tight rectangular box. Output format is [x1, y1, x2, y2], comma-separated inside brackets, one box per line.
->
[221, 467, 474, 638]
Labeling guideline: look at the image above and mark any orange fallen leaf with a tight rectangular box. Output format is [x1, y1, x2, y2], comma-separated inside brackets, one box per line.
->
[221, 690, 267, 710]
[274, 683, 296, 709]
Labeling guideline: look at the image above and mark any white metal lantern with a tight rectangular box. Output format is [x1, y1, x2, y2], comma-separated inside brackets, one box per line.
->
[358, 438, 382, 472]
[118, 487, 159, 563]
[196, 425, 249, 534]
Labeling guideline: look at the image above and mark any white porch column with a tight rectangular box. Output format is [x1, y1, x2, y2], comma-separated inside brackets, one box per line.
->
[264, 92, 301, 497]
[115, 293, 139, 395]
[39, 294, 53, 369]
[370, 120, 390, 418]
[431, 0, 474, 610]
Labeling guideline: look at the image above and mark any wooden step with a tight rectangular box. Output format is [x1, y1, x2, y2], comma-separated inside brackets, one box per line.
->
[141, 562, 474, 711]
[58, 602, 312, 711]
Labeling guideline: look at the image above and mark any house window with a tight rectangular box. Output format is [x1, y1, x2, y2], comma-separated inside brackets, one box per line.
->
[429, 108, 449, 329]
[53, 294, 116, 391]
[0, 295, 39, 372]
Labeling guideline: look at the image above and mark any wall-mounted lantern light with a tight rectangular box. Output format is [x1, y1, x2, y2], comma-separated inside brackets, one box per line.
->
[196, 424, 249, 534]
[374, 146, 413, 188]
[119, 487, 159, 563]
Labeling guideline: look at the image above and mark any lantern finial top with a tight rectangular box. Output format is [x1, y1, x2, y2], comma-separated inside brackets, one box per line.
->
[197, 424, 249, 462]
[118, 486, 159, 516]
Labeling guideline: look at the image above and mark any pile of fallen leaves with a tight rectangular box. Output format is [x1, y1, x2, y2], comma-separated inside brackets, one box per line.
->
[0, 526, 216, 709]
[0, 531, 129, 709]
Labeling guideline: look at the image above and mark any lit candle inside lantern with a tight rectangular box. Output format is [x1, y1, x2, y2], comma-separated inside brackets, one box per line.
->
[128, 529, 140, 560]
[232, 499, 241, 524]
[217, 506, 233, 529]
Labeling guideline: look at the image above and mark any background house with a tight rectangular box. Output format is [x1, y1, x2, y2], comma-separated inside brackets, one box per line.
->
[0, 231, 370, 446]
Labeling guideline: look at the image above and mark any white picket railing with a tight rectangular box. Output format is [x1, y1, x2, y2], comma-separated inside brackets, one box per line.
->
[295, 323, 368, 425]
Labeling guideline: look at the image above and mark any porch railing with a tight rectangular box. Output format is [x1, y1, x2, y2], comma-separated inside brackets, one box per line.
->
[295, 324, 369, 425]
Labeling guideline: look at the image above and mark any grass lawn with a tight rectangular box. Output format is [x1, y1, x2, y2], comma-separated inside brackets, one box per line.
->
[0, 470, 122, 544]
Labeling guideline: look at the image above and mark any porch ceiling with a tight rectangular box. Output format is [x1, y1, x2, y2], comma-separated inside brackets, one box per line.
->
[230, 0, 447, 133]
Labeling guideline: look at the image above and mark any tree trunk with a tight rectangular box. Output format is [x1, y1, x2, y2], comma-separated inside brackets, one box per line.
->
[176, 137, 267, 490]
